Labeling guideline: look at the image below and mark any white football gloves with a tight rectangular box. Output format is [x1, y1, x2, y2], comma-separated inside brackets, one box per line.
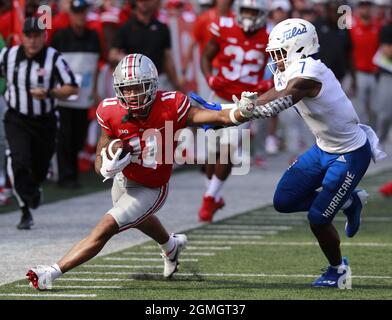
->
[100, 147, 131, 182]
[232, 91, 259, 118]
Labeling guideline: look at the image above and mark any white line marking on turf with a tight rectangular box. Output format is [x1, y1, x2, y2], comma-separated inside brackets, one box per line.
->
[16, 285, 122, 289]
[0, 293, 97, 298]
[205, 225, 292, 231]
[122, 252, 215, 256]
[190, 230, 277, 235]
[63, 272, 392, 280]
[82, 265, 162, 269]
[69, 271, 140, 275]
[189, 241, 392, 247]
[233, 216, 392, 222]
[139, 246, 232, 250]
[187, 235, 265, 239]
[227, 220, 305, 225]
[190, 241, 274, 245]
[104, 257, 198, 262]
[57, 278, 134, 282]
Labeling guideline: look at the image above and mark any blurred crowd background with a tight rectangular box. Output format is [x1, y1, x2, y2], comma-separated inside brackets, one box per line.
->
[0, 0, 391, 205]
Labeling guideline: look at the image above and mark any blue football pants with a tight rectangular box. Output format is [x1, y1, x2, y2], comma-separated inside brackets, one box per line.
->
[273, 140, 371, 225]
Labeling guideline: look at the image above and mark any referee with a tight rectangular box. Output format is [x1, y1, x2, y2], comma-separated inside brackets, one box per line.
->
[0, 17, 78, 229]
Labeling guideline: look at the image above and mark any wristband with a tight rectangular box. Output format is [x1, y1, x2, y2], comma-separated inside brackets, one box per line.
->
[229, 108, 242, 125]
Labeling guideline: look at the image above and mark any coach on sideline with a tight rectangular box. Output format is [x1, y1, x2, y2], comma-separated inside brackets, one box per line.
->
[0, 17, 78, 230]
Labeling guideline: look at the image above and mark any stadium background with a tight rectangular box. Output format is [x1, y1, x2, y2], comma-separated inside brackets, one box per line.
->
[0, 0, 391, 299]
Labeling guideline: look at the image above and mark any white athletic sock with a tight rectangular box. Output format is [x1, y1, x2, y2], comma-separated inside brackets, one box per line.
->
[50, 264, 63, 280]
[205, 177, 211, 189]
[331, 264, 342, 269]
[159, 235, 177, 259]
[341, 197, 353, 210]
[206, 177, 222, 201]
[205, 175, 224, 200]
[215, 191, 222, 202]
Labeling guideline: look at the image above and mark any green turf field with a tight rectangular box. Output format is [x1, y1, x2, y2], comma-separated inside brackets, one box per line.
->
[1, 171, 392, 300]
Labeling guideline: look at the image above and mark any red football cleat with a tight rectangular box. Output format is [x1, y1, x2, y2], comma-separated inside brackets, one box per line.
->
[198, 196, 225, 222]
[26, 266, 53, 290]
[26, 270, 39, 289]
[379, 181, 392, 197]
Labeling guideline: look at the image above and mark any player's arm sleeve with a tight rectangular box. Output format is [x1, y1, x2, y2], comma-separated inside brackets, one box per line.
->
[54, 53, 78, 87]
[96, 101, 115, 136]
[176, 93, 192, 129]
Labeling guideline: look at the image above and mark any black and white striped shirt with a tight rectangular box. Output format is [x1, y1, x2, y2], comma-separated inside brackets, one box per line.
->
[0, 45, 77, 117]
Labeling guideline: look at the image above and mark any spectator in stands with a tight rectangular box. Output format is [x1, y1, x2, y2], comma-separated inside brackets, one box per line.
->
[315, 0, 354, 82]
[111, 0, 184, 91]
[374, 23, 392, 143]
[375, 0, 392, 25]
[0, 0, 11, 45]
[350, 0, 382, 125]
[51, 0, 101, 189]
[0, 33, 10, 206]
[311, 0, 327, 21]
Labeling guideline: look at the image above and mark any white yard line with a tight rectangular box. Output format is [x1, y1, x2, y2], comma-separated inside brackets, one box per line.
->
[104, 257, 198, 262]
[15, 285, 121, 289]
[232, 216, 392, 222]
[122, 252, 215, 256]
[81, 265, 162, 269]
[205, 225, 292, 230]
[57, 278, 134, 282]
[190, 240, 276, 245]
[190, 230, 277, 235]
[139, 246, 232, 250]
[188, 240, 392, 247]
[62, 271, 392, 280]
[187, 235, 265, 239]
[227, 219, 305, 225]
[69, 271, 154, 275]
[0, 293, 97, 298]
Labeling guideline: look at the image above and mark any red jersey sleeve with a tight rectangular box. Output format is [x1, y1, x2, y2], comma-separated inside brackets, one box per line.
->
[176, 92, 192, 129]
[96, 99, 115, 136]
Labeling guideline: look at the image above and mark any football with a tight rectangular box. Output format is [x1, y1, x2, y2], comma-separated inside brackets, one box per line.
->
[105, 139, 132, 160]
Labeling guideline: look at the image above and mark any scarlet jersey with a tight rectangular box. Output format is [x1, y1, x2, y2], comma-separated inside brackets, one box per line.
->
[209, 16, 269, 101]
[350, 16, 381, 73]
[96, 91, 191, 188]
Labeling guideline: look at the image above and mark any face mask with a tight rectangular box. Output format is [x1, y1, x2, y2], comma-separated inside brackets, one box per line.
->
[242, 17, 255, 32]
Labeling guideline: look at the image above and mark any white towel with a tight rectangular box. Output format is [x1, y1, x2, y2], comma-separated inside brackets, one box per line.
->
[359, 124, 387, 163]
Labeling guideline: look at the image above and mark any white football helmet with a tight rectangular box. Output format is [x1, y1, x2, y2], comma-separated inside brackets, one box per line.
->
[234, 0, 270, 32]
[266, 18, 320, 75]
[113, 53, 159, 116]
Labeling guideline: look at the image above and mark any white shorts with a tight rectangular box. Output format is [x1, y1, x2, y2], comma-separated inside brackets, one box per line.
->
[107, 173, 169, 232]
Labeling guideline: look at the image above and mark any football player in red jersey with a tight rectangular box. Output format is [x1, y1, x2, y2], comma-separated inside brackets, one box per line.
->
[199, 0, 272, 222]
[26, 53, 251, 290]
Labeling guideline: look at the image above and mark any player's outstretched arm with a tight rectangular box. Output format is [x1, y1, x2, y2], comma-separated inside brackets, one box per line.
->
[185, 106, 248, 127]
[246, 77, 321, 119]
[94, 129, 113, 175]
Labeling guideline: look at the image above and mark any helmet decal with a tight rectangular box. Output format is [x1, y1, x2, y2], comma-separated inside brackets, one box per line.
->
[281, 23, 308, 44]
